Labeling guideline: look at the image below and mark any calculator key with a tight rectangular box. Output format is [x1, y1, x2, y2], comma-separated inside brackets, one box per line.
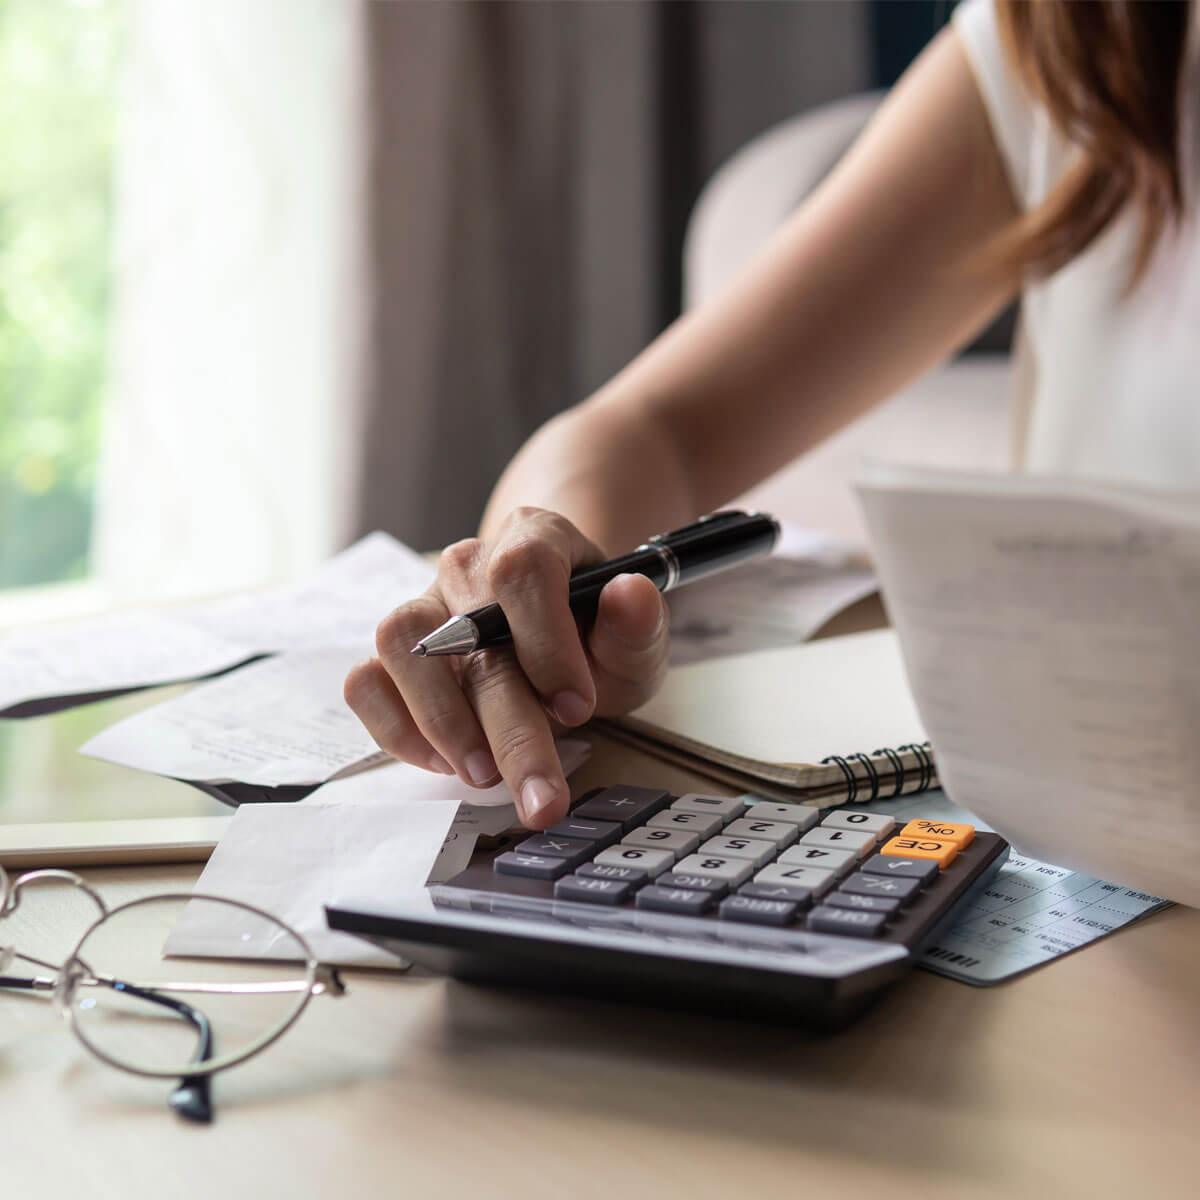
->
[660, 872, 730, 897]
[723, 818, 800, 848]
[513, 835, 593, 868]
[636, 885, 716, 916]
[698, 835, 776, 867]
[753, 862, 836, 897]
[807, 904, 888, 937]
[577, 862, 648, 887]
[825, 891, 901, 915]
[494, 852, 571, 881]
[719, 895, 798, 926]
[547, 816, 623, 848]
[573, 786, 670, 830]
[592, 845, 674, 878]
[554, 875, 636, 905]
[738, 881, 816, 910]
[820, 810, 896, 840]
[898, 819, 975, 849]
[797, 827, 876, 859]
[744, 801, 820, 832]
[838, 871, 922, 902]
[670, 794, 748, 822]
[860, 853, 940, 886]
[881, 836, 958, 868]
[647, 809, 725, 839]
[673, 853, 755, 886]
[776, 844, 857, 878]
[621, 826, 700, 858]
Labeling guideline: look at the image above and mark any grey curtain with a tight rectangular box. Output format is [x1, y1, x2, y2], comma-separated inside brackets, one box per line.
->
[355, 1, 871, 551]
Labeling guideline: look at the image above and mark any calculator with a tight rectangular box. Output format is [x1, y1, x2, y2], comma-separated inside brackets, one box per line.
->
[326, 785, 1010, 1028]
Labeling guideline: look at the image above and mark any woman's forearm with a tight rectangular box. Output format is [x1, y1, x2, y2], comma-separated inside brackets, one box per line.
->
[479, 394, 699, 554]
[483, 26, 1020, 553]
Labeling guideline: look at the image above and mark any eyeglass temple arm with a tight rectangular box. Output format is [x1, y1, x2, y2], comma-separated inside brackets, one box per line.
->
[104, 979, 215, 1125]
[2, 971, 217, 1122]
[0, 974, 55, 991]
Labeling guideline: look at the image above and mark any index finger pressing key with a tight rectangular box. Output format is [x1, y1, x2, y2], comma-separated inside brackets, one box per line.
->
[457, 646, 572, 828]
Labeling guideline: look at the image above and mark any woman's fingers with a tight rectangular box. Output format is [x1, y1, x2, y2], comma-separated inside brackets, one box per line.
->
[344, 510, 671, 831]
[485, 508, 606, 727]
[371, 592, 501, 788]
[457, 647, 571, 828]
[588, 573, 672, 716]
[342, 657, 455, 775]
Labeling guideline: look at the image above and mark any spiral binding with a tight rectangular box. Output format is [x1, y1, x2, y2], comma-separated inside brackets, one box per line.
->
[820, 741, 935, 804]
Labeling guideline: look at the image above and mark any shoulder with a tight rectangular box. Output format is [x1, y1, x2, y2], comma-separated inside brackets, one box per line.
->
[951, 0, 1041, 209]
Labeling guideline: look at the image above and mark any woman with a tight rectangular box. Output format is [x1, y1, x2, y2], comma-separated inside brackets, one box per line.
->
[345, 0, 1198, 829]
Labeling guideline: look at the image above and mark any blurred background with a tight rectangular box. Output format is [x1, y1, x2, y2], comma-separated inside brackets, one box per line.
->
[0, 0, 957, 617]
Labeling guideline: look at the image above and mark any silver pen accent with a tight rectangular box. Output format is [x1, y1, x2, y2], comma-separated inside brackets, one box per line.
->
[411, 509, 779, 657]
[410, 616, 480, 657]
[638, 538, 681, 591]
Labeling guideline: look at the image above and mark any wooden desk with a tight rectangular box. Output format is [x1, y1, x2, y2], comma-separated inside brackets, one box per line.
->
[5, 596, 1199, 1198]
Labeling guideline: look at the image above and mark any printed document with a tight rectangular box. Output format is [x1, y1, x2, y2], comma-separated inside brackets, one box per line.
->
[0, 532, 434, 716]
[81, 647, 385, 787]
[667, 524, 876, 664]
[858, 463, 1200, 906]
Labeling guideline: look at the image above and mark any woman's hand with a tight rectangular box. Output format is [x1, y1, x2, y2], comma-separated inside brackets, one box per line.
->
[343, 507, 671, 829]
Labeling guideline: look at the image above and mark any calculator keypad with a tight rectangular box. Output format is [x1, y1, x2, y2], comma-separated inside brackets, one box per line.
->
[592, 845, 674, 877]
[572, 786, 671, 829]
[698, 835, 777, 868]
[490, 785, 986, 941]
[621, 826, 702, 857]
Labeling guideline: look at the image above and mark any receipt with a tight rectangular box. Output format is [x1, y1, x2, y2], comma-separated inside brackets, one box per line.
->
[0, 532, 434, 716]
[178, 532, 434, 652]
[667, 523, 876, 665]
[167, 739, 591, 967]
[81, 647, 383, 787]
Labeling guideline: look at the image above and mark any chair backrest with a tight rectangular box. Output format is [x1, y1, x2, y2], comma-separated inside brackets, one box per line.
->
[682, 92, 1016, 354]
[694, 95, 1014, 546]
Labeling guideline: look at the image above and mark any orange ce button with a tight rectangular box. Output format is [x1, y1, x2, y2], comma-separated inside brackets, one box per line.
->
[881, 836, 960, 868]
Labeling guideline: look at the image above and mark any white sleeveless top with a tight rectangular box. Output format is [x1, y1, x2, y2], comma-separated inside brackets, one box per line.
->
[954, 0, 1200, 487]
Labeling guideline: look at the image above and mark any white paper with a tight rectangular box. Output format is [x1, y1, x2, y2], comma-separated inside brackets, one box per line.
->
[0, 610, 254, 714]
[166, 802, 459, 967]
[666, 523, 877, 665]
[167, 738, 592, 966]
[82, 646, 383, 787]
[179, 531, 435, 652]
[301, 737, 592, 817]
[0, 532, 435, 715]
[858, 462, 1200, 907]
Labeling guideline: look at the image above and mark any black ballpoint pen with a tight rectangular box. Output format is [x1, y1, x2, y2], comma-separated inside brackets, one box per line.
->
[411, 510, 782, 657]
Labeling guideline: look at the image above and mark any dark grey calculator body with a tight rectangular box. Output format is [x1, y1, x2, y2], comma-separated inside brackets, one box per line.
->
[327, 784, 1008, 1029]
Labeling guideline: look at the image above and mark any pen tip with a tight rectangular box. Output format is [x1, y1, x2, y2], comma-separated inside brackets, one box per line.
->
[410, 644, 427, 657]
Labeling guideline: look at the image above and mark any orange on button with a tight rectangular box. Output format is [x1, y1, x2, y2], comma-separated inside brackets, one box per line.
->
[899, 819, 974, 849]
[881, 836, 958, 867]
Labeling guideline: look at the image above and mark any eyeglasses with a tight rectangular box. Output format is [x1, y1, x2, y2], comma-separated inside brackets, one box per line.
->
[0, 865, 344, 1124]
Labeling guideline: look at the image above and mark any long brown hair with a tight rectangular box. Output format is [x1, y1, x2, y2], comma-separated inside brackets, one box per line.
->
[991, 0, 1191, 286]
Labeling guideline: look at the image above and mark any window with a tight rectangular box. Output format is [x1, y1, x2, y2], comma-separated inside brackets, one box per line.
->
[0, 0, 124, 591]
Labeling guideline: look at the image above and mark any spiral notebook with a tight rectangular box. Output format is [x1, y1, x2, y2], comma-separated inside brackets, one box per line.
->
[600, 628, 935, 806]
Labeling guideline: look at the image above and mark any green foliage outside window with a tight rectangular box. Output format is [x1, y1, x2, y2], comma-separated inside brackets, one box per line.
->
[0, 0, 123, 589]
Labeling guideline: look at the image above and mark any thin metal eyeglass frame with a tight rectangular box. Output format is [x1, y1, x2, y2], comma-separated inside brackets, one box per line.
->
[0, 866, 343, 1082]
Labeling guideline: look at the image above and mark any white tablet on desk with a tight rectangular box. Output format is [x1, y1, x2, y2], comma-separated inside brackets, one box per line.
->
[0, 688, 233, 868]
